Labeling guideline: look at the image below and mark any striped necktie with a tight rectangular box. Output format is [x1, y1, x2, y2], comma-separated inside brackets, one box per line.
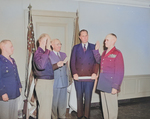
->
[57, 52, 61, 60]
[83, 44, 86, 52]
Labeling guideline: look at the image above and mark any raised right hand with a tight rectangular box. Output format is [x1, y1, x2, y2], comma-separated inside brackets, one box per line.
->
[2, 93, 9, 101]
[95, 41, 100, 50]
[73, 74, 78, 80]
[46, 36, 52, 50]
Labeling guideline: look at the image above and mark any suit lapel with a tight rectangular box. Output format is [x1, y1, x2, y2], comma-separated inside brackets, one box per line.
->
[59, 52, 65, 61]
[77, 43, 84, 56]
[79, 43, 90, 54]
[84, 42, 91, 56]
[86, 42, 90, 52]
[79, 43, 85, 54]
[80, 43, 91, 62]
[51, 51, 60, 63]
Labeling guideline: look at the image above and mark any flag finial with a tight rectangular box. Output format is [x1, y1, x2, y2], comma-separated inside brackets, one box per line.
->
[28, 4, 32, 11]
[76, 10, 79, 17]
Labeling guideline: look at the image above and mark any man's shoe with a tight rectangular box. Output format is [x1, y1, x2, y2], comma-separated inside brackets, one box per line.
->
[84, 116, 90, 119]
[78, 116, 83, 119]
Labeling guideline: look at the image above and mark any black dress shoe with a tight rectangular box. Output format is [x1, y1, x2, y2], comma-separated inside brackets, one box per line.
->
[84, 116, 90, 119]
[78, 116, 83, 119]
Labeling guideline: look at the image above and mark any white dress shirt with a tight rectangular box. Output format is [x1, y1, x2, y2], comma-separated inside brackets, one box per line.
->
[53, 50, 61, 58]
[82, 42, 88, 49]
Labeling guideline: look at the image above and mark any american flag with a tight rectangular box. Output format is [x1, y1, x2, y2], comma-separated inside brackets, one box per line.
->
[24, 4, 37, 119]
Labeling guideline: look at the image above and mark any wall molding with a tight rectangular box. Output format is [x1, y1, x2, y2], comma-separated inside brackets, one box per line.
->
[21, 74, 150, 101]
[91, 74, 150, 102]
[74, 0, 150, 8]
[118, 74, 150, 100]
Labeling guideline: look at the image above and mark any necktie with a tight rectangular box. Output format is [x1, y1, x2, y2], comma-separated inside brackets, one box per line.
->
[57, 52, 61, 60]
[83, 44, 86, 52]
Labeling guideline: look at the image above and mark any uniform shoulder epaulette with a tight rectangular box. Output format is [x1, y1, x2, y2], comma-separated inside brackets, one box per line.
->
[116, 48, 122, 53]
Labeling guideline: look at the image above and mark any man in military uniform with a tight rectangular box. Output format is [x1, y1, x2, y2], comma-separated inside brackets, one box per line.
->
[0, 40, 22, 119]
[93, 33, 124, 119]
[33, 34, 54, 119]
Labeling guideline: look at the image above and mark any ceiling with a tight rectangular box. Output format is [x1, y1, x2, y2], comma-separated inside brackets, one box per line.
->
[74, 0, 150, 8]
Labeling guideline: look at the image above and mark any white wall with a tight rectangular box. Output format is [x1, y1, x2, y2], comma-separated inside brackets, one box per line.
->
[0, 0, 150, 82]
[78, 2, 150, 76]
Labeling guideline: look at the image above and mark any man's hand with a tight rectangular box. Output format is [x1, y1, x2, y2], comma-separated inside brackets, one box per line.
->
[91, 73, 97, 80]
[111, 88, 117, 95]
[2, 93, 9, 101]
[57, 61, 64, 67]
[95, 41, 100, 50]
[19, 88, 22, 94]
[63, 57, 68, 64]
[46, 36, 52, 50]
[73, 74, 78, 80]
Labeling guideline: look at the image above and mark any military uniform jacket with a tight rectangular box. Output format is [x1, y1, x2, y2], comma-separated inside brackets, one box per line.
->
[0, 55, 22, 100]
[49, 51, 69, 89]
[33, 47, 54, 80]
[93, 47, 124, 93]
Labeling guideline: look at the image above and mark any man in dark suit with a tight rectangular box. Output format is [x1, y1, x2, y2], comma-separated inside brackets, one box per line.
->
[70, 29, 98, 119]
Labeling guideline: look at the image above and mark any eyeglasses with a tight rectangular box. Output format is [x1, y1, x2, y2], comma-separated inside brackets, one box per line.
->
[56, 43, 62, 46]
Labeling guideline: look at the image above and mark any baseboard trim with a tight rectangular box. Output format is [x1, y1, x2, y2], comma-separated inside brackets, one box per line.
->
[91, 96, 150, 107]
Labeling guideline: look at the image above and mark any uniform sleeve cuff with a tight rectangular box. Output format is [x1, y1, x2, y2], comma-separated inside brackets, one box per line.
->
[0, 88, 7, 96]
[112, 83, 120, 90]
[19, 82, 22, 88]
[53, 63, 59, 70]
[45, 49, 50, 55]
[93, 50, 99, 54]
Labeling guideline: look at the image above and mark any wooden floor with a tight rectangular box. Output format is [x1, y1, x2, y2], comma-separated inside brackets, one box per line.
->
[26, 97, 150, 119]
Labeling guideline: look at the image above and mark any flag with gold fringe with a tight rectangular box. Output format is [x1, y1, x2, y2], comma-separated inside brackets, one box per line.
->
[24, 4, 37, 119]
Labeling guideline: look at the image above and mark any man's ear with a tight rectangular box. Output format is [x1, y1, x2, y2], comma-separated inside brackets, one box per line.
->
[51, 43, 54, 49]
[79, 36, 81, 39]
[114, 38, 117, 43]
[112, 38, 117, 45]
[0, 43, 5, 50]
[50, 45, 53, 50]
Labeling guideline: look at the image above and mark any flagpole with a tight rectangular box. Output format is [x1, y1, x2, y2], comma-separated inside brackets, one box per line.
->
[25, 5, 32, 119]
[25, 4, 32, 98]
[28, 4, 32, 24]
[24, 4, 37, 119]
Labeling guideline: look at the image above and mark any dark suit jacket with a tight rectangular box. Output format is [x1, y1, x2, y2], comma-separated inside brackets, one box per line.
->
[33, 47, 54, 79]
[70, 43, 98, 81]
